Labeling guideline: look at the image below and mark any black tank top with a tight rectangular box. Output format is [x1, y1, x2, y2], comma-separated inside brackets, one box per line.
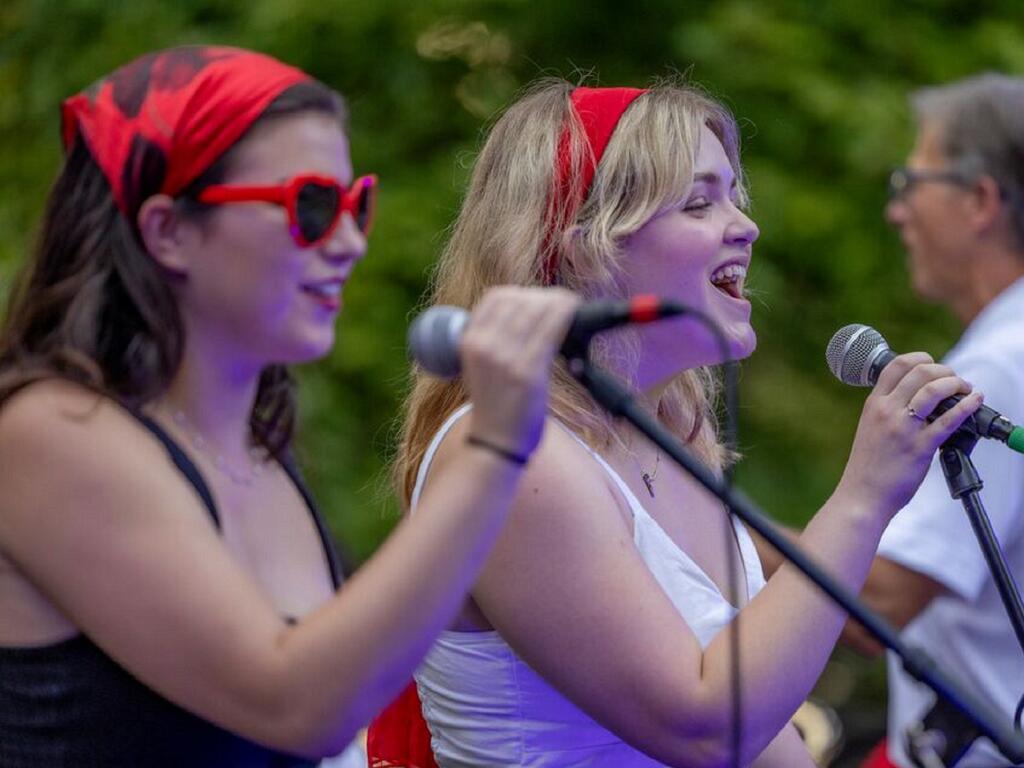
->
[0, 413, 343, 767]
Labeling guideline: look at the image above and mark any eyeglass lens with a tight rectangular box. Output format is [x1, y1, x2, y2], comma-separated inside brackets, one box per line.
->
[296, 182, 341, 243]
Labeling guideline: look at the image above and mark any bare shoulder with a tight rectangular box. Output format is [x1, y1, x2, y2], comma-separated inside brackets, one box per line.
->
[430, 410, 630, 532]
[0, 379, 188, 550]
[519, 419, 627, 522]
[2, 378, 127, 446]
[434, 411, 613, 483]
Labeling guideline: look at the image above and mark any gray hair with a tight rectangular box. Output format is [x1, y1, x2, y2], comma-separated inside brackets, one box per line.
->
[912, 73, 1024, 249]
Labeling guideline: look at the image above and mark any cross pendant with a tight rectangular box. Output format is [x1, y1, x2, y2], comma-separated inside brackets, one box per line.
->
[641, 472, 655, 498]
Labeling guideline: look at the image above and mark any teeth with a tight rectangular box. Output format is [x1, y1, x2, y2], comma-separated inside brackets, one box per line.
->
[710, 264, 747, 285]
[306, 283, 341, 297]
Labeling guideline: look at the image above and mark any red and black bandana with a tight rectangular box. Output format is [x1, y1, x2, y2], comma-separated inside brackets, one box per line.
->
[61, 45, 312, 215]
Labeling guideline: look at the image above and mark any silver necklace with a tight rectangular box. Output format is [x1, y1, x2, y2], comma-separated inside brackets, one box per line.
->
[171, 410, 268, 486]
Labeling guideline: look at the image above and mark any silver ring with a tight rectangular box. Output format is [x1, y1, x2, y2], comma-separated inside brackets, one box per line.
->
[907, 406, 927, 422]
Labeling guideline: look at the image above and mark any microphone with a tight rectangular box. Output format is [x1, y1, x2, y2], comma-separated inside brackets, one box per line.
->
[408, 295, 688, 378]
[826, 324, 1024, 454]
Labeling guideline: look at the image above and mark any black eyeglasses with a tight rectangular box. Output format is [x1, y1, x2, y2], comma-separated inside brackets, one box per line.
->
[888, 166, 971, 200]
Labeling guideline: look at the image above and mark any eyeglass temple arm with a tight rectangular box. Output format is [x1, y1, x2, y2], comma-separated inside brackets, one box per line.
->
[198, 185, 288, 204]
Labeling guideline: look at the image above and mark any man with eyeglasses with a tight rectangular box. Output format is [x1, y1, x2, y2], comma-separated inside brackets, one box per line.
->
[856, 74, 1024, 767]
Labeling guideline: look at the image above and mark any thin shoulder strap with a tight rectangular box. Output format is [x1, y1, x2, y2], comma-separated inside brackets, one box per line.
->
[410, 403, 473, 514]
[553, 422, 647, 523]
[410, 404, 649, 523]
[133, 412, 222, 529]
[278, 454, 344, 590]
[137, 411, 343, 590]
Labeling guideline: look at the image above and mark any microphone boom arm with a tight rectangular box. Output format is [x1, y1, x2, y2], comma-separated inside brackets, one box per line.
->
[563, 348, 1024, 765]
[903, 427, 1024, 766]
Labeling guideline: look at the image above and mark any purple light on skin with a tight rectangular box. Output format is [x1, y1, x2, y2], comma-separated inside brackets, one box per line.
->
[524, 422, 544, 456]
[214, 354, 272, 388]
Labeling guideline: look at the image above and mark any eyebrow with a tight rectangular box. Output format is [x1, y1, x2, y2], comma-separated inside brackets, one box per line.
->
[693, 172, 738, 188]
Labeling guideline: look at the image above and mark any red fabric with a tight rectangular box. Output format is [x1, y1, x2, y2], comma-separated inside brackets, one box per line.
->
[61, 45, 310, 215]
[861, 738, 899, 768]
[541, 86, 647, 283]
[366, 682, 438, 768]
[562, 87, 647, 202]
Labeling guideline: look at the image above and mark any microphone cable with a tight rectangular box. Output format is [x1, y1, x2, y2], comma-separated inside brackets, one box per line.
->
[408, 298, 746, 764]
[664, 307, 744, 768]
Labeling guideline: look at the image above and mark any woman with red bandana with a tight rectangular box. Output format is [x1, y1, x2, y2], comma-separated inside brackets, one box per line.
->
[0, 47, 578, 766]
[369, 82, 985, 766]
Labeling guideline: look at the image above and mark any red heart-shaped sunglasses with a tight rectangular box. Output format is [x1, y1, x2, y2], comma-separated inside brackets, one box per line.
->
[198, 173, 378, 248]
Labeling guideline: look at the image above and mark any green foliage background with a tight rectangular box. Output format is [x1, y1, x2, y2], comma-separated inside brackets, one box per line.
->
[3, 1, 1022, 760]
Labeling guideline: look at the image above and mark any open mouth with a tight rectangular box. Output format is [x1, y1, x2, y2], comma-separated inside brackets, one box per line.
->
[710, 263, 747, 300]
[300, 280, 344, 311]
[302, 282, 342, 300]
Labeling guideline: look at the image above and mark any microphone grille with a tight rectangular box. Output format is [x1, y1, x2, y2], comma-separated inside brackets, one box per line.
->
[826, 324, 888, 386]
[407, 305, 468, 378]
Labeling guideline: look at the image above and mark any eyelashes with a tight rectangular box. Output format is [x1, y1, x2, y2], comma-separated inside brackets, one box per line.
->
[683, 195, 743, 214]
[683, 198, 711, 213]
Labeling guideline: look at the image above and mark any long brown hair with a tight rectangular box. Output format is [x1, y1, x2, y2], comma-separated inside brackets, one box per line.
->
[394, 78, 748, 504]
[0, 81, 346, 456]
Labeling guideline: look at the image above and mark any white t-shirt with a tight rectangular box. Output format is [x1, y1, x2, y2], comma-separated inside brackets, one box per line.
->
[878, 276, 1024, 767]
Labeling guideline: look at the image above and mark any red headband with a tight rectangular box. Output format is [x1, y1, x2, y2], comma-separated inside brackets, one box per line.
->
[542, 86, 647, 284]
[61, 46, 312, 215]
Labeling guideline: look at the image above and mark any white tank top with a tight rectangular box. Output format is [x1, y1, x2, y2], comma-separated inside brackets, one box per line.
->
[412, 405, 766, 767]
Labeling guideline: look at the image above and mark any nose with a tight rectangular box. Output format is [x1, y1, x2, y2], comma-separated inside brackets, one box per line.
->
[885, 196, 909, 227]
[321, 211, 367, 264]
[725, 205, 759, 246]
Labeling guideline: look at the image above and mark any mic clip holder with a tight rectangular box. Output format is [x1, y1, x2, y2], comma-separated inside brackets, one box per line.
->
[906, 425, 1024, 767]
[559, 344, 1024, 766]
[907, 694, 982, 768]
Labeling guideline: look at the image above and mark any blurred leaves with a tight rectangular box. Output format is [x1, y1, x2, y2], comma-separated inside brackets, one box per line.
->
[2, 0, 1022, 608]
[4, 1, 1022, 755]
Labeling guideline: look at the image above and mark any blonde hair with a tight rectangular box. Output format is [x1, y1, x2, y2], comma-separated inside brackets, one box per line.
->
[394, 78, 748, 504]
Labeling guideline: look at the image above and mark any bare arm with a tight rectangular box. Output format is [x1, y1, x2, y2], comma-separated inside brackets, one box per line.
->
[448, 354, 980, 768]
[751, 724, 817, 768]
[751, 519, 945, 658]
[750, 525, 795, 581]
[0, 287, 579, 758]
[842, 556, 945, 657]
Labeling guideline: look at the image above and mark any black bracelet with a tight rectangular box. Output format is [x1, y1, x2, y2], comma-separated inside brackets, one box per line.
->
[465, 434, 531, 466]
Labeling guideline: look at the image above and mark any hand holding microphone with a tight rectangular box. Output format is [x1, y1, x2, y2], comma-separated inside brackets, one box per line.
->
[408, 291, 689, 465]
[437, 287, 580, 465]
[827, 324, 1024, 453]
[408, 294, 689, 378]
[825, 325, 989, 516]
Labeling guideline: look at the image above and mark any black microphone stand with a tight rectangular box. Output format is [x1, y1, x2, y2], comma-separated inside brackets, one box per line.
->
[905, 427, 1024, 767]
[561, 351, 1024, 764]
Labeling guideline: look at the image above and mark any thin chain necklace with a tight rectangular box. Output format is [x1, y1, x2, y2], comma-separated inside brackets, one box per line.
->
[170, 410, 268, 486]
